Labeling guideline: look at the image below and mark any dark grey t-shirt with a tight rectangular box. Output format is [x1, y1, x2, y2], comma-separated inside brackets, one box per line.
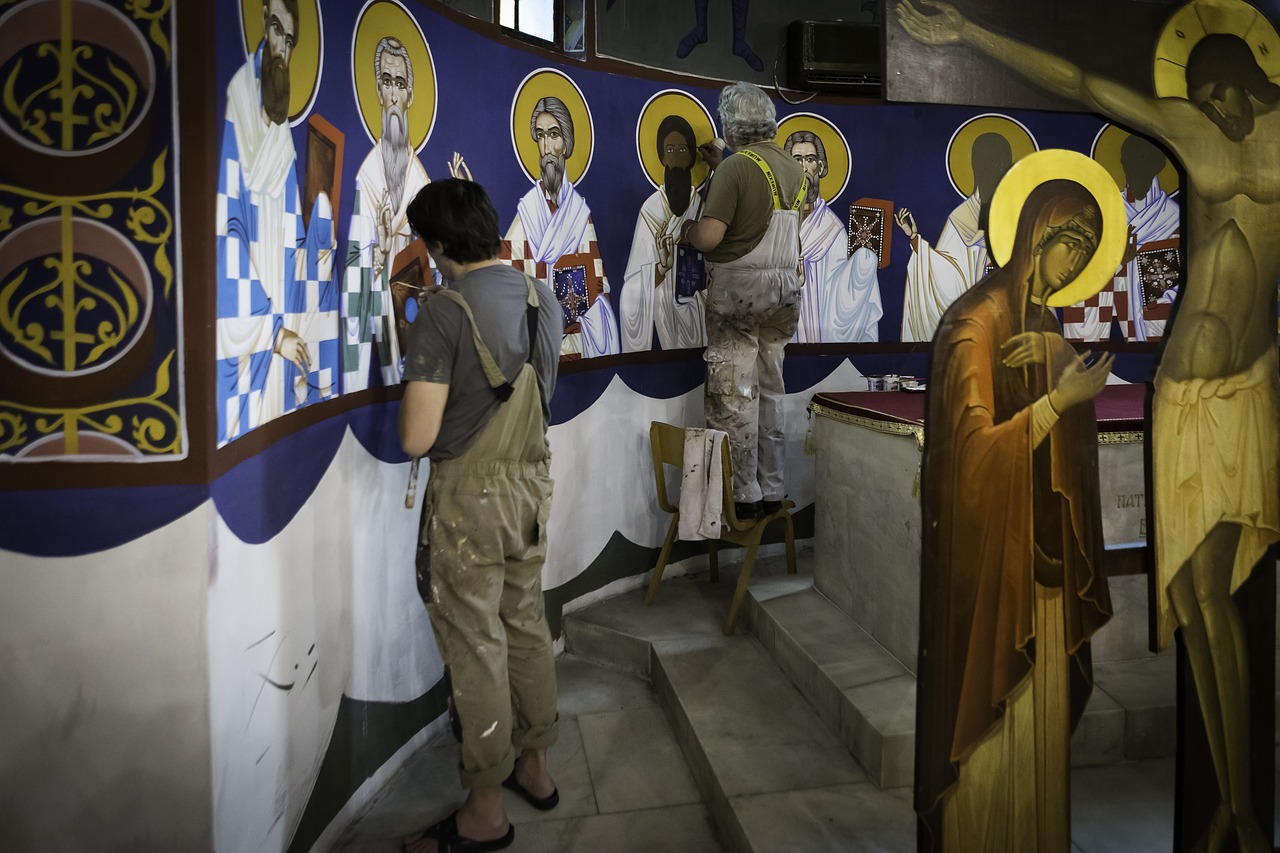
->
[402, 263, 562, 460]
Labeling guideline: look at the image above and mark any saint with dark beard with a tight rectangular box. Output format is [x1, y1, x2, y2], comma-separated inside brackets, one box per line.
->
[619, 113, 708, 351]
[260, 0, 299, 126]
[658, 115, 697, 216]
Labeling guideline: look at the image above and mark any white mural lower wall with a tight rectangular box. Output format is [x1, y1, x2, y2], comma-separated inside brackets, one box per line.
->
[0, 358, 869, 853]
[0, 505, 215, 851]
[208, 429, 432, 853]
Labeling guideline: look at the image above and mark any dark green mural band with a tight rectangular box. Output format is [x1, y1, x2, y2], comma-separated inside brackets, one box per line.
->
[287, 682, 450, 853]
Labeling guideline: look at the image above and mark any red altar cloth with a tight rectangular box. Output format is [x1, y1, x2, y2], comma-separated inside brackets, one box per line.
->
[810, 383, 1145, 433]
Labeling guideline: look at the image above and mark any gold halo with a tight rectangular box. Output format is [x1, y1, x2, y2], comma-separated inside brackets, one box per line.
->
[988, 149, 1129, 308]
[510, 69, 594, 185]
[352, 0, 436, 153]
[240, 0, 323, 125]
[1154, 0, 1280, 98]
[635, 90, 716, 191]
[946, 113, 1038, 198]
[1090, 124, 1179, 196]
[776, 112, 851, 203]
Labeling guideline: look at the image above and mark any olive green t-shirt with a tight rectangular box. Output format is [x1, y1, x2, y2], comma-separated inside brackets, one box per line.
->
[700, 140, 807, 263]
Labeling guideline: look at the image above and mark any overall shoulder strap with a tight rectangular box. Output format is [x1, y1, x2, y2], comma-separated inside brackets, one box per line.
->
[738, 148, 808, 212]
[738, 149, 782, 209]
[435, 275, 542, 403]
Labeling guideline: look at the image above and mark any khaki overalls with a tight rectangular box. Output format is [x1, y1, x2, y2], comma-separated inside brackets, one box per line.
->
[419, 280, 558, 788]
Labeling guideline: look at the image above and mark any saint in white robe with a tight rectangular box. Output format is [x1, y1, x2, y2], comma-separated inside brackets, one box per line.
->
[620, 186, 706, 352]
[1061, 177, 1181, 343]
[901, 193, 988, 343]
[342, 143, 430, 390]
[215, 46, 337, 446]
[501, 180, 619, 358]
[794, 198, 883, 343]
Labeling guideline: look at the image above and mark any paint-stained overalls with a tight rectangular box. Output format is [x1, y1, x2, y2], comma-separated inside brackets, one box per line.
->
[704, 150, 806, 505]
[420, 280, 558, 788]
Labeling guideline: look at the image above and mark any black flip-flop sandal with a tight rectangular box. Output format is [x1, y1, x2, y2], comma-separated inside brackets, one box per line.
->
[502, 769, 560, 811]
[402, 811, 514, 853]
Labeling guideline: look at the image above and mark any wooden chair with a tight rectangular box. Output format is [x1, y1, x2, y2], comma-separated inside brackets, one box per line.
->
[644, 421, 797, 635]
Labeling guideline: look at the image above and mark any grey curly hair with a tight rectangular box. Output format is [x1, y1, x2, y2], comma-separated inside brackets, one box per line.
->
[717, 82, 777, 147]
[530, 96, 575, 157]
[374, 36, 413, 93]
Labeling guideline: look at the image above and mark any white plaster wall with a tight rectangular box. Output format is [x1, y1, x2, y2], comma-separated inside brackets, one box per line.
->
[208, 429, 434, 853]
[0, 360, 868, 853]
[0, 505, 215, 852]
[341, 439, 443, 703]
[543, 361, 861, 594]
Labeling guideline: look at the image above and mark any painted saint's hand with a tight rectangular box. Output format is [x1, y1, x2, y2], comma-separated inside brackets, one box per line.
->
[448, 152, 473, 181]
[657, 233, 675, 282]
[275, 327, 313, 375]
[1051, 351, 1113, 411]
[896, 0, 965, 47]
[1001, 331, 1052, 368]
[894, 207, 919, 240]
[1121, 224, 1139, 267]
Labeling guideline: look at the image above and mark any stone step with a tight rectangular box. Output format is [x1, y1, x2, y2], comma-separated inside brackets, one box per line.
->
[743, 565, 1176, 791]
[563, 564, 916, 852]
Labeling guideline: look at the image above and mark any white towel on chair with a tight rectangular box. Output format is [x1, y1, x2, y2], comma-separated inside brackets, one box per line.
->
[678, 428, 727, 541]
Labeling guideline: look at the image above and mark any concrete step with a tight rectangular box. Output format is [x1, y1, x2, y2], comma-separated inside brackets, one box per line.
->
[743, 563, 1176, 791]
[561, 549, 1180, 851]
[563, 557, 916, 853]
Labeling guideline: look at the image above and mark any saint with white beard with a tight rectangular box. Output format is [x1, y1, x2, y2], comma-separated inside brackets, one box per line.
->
[343, 36, 432, 390]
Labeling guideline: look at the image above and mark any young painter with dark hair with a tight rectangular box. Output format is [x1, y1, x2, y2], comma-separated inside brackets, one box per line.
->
[398, 179, 563, 853]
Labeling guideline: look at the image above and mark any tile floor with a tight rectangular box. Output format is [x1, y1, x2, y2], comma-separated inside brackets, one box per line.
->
[335, 556, 1278, 853]
[335, 660, 1244, 852]
[337, 657, 720, 852]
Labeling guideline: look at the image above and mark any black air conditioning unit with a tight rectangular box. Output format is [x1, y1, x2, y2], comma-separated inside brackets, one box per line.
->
[787, 20, 882, 97]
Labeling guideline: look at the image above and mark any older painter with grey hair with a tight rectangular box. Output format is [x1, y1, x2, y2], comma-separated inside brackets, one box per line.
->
[680, 81, 808, 519]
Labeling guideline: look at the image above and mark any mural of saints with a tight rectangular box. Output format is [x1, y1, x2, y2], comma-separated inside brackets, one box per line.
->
[620, 90, 715, 352]
[895, 114, 1036, 342]
[899, 1, 1280, 849]
[216, 0, 338, 446]
[501, 69, 619, 358]
[343, 3, 434, 391]
[917, 150, 1122, 853]
[778, 113, 883, 343]
[1061, 125, 1182, 343]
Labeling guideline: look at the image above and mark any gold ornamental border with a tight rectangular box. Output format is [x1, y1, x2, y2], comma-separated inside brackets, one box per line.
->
[1098, 429, 1144, 445]
[809, 402, 1145, 449]
[808, 401, 925, 451]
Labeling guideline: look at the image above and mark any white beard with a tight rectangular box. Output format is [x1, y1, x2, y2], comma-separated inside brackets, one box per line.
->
[381, 107, 410, 214]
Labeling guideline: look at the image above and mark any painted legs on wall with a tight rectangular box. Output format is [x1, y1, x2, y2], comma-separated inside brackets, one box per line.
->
[675, 0, 762, 72]
[1166, 522, 1269, 853]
